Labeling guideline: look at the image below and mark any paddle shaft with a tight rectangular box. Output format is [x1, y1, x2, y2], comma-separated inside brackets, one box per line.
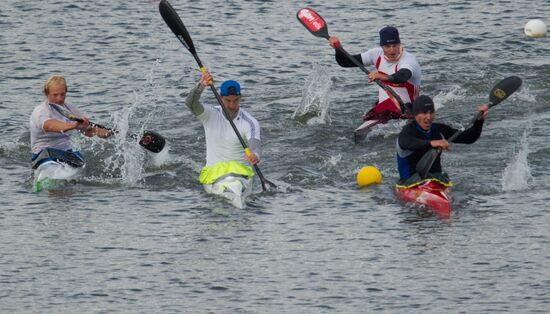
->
[64, 116, 142, 141]
[49, 103, 115, 133]
[49, 103, 165, 152]
[448, 103, 496, 142]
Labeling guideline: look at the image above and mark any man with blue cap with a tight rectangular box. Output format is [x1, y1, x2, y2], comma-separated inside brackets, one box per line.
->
[184, 70, 261, 203]
[328, 26, 421, 127]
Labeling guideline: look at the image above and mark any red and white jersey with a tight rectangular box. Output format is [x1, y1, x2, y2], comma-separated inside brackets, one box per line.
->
[361, 47, 421, 105]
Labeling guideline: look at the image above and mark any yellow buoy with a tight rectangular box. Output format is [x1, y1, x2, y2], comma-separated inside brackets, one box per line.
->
[357, 166, 382, 187]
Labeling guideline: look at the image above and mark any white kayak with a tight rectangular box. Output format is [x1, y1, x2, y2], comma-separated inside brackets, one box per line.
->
[32, 148, 85, 192]
[203, 175, 253, 209]
[353, 110, 413, 143]
[353, 119, 385, 143]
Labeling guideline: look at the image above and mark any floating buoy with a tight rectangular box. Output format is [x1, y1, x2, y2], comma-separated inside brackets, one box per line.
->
[524, 19, 547, 38]
[357, 166, 382, 187]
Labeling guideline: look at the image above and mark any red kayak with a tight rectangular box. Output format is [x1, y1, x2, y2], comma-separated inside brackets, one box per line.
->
[395, 178, 452, 218]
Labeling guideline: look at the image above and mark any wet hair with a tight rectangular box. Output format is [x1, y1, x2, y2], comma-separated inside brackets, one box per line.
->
[43, 75, 68, 95]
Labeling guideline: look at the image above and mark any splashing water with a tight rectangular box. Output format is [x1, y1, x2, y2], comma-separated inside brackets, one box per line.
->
[502, 125, 532, 191]
[87, 58, 168, 186]
[292, 62, 332, 125]
[433, 86, 465, 112]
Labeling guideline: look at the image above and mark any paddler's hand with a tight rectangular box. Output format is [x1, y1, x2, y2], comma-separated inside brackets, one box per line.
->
[328, 36, 341, 49]
[245, 152, 259, 165]
[199, 70, 213, 87]
[430, 139, 450, 151]
[368, 71, 388, 83]
[477, 104, 489, 120]
[74, 116, 91, 131]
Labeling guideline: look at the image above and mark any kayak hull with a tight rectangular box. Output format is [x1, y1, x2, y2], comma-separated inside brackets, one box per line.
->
[203, 175, 253, 209]
[396, 180, 452, 217]
[353, 119, 386, 143]
[33, 160, 84, 192]
[353, 112, 413, 144]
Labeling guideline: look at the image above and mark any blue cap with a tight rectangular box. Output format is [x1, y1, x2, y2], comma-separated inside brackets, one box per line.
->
[379, 26, 400, 46]
[220, 80, 241, 96]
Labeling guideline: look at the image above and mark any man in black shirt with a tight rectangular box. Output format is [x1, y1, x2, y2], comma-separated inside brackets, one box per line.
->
[396, 95, 489, 182]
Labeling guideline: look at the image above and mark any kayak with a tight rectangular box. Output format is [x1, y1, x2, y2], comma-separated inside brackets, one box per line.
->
[32, 148, 85, 192]
[353, 118, 388, 143]
[395, 175, 453, 217]
[353, 111, 413, 143]
[203, 174, 253, 209]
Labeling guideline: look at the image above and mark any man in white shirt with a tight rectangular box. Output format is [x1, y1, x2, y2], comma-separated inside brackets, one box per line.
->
[329, 26, 421, 121]
[30, 75, 112, 164]
[185, 71, 261, 185]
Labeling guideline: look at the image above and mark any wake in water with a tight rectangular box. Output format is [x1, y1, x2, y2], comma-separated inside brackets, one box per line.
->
[292, 62, 332, 125]
[502, 124, 532, 191]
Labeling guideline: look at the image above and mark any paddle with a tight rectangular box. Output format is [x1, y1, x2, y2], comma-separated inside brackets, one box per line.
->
[49, 103, 166, 153]
[415, 76, 523, 179]
[158, 0, 276, 191]
[296, 7, 409, 114]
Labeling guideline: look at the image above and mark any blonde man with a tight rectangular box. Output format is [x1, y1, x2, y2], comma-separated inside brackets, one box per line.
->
[30, 75, 111, 166]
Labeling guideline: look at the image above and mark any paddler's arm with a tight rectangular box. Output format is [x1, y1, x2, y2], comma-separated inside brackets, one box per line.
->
[451, 104, 489, 144]
[368, 68, 412, 83]
[335, 50, 363, 67]
[398, 126, 432, 151]
[185, 83, 205, 116]
[328, 36, 363, 67]
[43, 117, 90, 134]
[246, 138, 261, 165]
[184, 71, 213, 116]
[386, 68, 412, 83]
[81, 125, 114, 138]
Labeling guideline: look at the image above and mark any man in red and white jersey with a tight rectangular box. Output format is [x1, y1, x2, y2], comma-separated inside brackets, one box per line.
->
[329, 26, 421, 121]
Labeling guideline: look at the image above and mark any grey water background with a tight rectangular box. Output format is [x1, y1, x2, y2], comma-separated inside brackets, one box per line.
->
[1, 0, 549, 312]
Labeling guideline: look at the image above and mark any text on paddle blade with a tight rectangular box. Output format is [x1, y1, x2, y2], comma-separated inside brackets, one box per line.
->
[297, 8, 325, 32]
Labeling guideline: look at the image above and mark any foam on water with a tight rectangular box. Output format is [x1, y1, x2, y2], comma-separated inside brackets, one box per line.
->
[433, 85, 465, 112]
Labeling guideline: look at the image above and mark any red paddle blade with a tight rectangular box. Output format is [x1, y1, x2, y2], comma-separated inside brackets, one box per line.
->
[297, 7, 329, 39]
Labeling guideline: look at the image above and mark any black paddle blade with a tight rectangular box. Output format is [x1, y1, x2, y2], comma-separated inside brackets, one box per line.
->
[139, 130, 166, 153]
[159, 0, 195, 53]
[489, 76, 522, 106]
[297, 7, 330, 39]
[416, 148, 442, 179]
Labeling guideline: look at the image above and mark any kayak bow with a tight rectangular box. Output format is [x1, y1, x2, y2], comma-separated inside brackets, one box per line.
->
[395, 176, 452, 217]
[203, 175, 253, 209]
[32, 148, 85, 192]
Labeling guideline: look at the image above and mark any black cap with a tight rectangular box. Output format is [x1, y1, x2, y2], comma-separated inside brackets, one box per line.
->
[379, 26, 400, 46]
[412, 95, 435, 115]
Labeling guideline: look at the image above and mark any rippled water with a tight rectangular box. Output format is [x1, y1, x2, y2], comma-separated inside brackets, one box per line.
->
[1, 0, 549, 312]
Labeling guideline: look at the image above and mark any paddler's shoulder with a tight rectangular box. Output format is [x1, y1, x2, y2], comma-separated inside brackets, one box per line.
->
[237, 108, 258, 122]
